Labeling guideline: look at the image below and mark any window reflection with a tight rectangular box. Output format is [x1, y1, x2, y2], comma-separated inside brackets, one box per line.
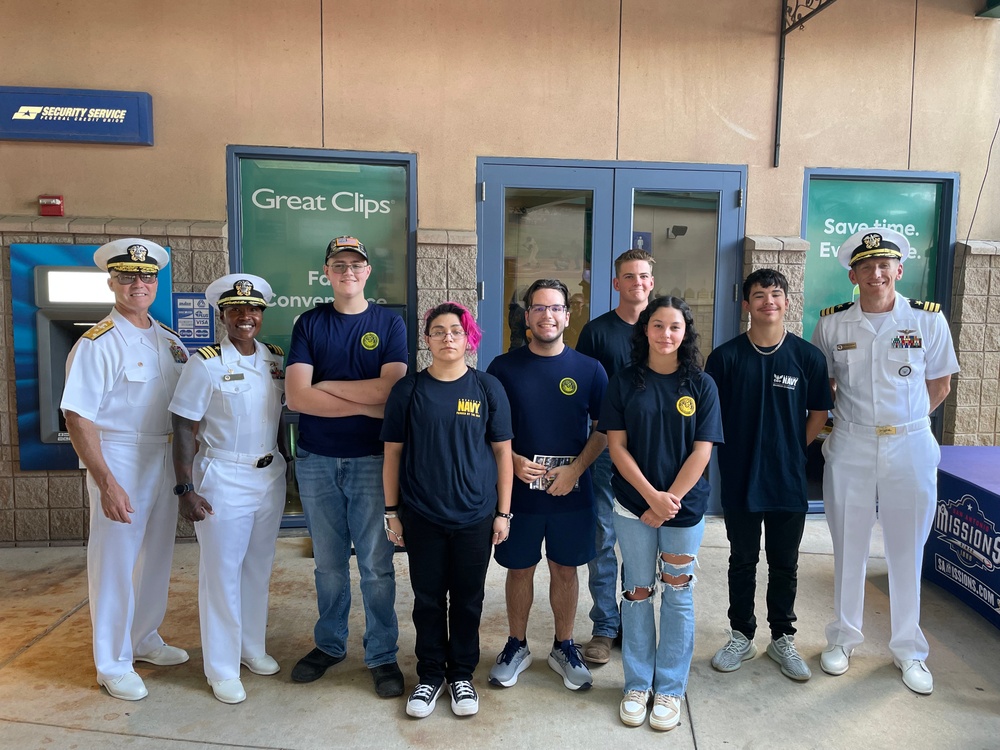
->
[633, 190, 719, 355]
[504, 188, 594, 350]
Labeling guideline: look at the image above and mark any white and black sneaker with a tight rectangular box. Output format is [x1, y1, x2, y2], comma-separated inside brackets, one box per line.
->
[449, 680, 479, 716]
[405, 681, 444, 718]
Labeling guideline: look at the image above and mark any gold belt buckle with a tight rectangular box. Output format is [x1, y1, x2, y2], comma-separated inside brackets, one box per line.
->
[875, 425, 897, 436]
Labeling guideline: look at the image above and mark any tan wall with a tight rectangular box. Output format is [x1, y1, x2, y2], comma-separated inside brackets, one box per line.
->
[0, 0, 323, 221]
[2, 1, 999, 236]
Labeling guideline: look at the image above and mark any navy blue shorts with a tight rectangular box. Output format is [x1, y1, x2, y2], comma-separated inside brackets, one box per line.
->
[494, 507, 597, 569]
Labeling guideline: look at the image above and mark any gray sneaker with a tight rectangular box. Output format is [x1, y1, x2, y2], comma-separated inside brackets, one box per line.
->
[767, 634, 811, 681]
[711, 630, 757, 672]
[488, 637, 532, 687]
[547, 640, 593, 691]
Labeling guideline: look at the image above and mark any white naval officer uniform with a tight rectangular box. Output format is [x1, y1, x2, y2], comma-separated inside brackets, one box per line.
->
[168, 336, 287, 682]
[60, 307, 189, 683]
[812, 291, 959, 661]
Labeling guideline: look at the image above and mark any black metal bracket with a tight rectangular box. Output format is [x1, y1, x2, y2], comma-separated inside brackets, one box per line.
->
[774, 0, 840, 167]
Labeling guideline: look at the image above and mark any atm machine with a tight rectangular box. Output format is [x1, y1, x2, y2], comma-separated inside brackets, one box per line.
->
[34, 265, 117, 444]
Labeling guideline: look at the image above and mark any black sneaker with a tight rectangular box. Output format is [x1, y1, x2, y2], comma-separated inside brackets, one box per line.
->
[290, 647, 345, 683]
[449, 679, 479, 716]
[405, 681, 444, 718]
[370, 662, 405, 697]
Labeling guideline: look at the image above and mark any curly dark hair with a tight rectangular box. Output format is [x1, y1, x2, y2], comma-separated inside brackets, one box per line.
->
[630, 296, 703, 390]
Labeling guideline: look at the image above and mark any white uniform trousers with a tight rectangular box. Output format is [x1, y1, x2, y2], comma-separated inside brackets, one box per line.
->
[822, 421, 940, 661]
[194, 457, 285, 682]
[86, 439, 178, 682]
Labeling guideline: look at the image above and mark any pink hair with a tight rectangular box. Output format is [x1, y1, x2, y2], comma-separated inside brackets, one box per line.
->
[424, 301, 482, 352]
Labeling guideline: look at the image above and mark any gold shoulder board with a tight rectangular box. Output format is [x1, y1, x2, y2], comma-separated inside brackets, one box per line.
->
[820, 301, 854, 317]
[909, 299, 941, 313]
[196, 345, 222, 359]
[82, 320, 114, 340]
[264, 342, 284, 357]
[157, 321, 181, 336]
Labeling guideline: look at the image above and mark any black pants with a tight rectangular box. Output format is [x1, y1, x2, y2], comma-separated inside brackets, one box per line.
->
[723, 508, 806, 640]
[401, 506, 494, 684]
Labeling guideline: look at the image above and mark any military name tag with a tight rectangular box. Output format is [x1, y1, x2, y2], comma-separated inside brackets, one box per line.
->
[223, 373, 245, 381]
[836, 342, 857, 351]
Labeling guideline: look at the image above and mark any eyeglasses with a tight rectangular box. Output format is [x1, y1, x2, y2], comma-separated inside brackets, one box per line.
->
[112, 272, 158, 284]
[528, 304, 568, 315]
[325, 262, 369, 274]
[428, 329, 467, 340]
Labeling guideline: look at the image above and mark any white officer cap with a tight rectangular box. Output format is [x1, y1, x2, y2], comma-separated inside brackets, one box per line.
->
[94, 238, 169, 273]
[837, 227, 909, 270]
[205, 273, 274, 311]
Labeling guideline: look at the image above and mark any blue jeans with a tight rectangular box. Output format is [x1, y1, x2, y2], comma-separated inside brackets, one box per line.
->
[587, 449, 620, 637]
[295, 450, 399, 667]
[613, 511, 705, 697]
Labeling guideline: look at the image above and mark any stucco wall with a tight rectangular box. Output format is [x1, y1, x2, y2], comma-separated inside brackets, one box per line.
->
[1, 0, 998, 236]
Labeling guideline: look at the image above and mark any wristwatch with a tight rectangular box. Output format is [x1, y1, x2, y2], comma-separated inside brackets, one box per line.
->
[173, 483, 195, 496]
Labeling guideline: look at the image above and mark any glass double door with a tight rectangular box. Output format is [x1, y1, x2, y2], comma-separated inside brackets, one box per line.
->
[478, 162, 746, 365]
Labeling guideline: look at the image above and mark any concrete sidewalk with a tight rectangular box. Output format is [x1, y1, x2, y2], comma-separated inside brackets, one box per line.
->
[1, 517, 997, 749]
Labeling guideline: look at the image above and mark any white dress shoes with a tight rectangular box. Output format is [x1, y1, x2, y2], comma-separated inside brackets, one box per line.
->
[134, 644, 190, 666]
[895, 658, 933, 695]
[210, 677, 247, 704]
[99, 671, 148, 701]
[820, 645, 851, 676]
[241, 654, 280, 675]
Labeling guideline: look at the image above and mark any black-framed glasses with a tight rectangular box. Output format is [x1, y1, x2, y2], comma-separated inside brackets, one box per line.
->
[112, 272, 158, 284]
[528, 304, 568, 315]
[325, 262, 369, 274]
[427, 329, 467, 340]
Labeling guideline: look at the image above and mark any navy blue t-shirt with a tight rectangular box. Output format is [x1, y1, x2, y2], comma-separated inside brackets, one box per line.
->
[704, 332, 832, 513]
[576, 310, 635, 380]
[487, 345, 608, 515]
[287, 303, 408, 458]
[599, 367, 724, 527]
[381, 368, 513, 528]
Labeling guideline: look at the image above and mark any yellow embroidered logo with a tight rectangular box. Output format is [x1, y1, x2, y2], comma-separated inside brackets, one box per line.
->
[676, 396, 696, 417]
[559, 378, 578, 396]
[456, 399, 482, 417]
[361, 332, 379, 351]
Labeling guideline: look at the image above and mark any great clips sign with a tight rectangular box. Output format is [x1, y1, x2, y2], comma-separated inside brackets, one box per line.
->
[0, 86, 153, 144]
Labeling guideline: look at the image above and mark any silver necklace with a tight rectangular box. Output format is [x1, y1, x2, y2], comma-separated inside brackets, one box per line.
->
[747, 328, 787, 356]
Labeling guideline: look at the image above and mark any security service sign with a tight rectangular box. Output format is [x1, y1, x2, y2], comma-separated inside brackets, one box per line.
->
[0, 86, 153, 144]
[924, 447, 1000, 632]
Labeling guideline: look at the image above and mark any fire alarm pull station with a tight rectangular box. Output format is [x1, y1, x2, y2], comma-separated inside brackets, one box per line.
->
[38, 195, 64, 217]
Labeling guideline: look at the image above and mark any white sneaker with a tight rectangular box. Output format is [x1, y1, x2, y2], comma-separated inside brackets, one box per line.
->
[619, 689, 651, 727]
[649, 694, 681, 731]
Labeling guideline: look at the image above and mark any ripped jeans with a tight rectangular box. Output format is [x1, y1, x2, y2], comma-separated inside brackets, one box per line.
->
[613, 508, 705, 697]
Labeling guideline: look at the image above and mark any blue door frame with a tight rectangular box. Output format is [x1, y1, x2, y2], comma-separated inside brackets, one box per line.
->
[476, 157, 747, 366]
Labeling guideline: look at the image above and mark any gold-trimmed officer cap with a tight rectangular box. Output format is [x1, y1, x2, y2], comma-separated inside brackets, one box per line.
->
[325, 235, 369, 263]
[205, 273, 274, 311]
[837, 227, 909, 270]
[94, 238, 169, 274]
